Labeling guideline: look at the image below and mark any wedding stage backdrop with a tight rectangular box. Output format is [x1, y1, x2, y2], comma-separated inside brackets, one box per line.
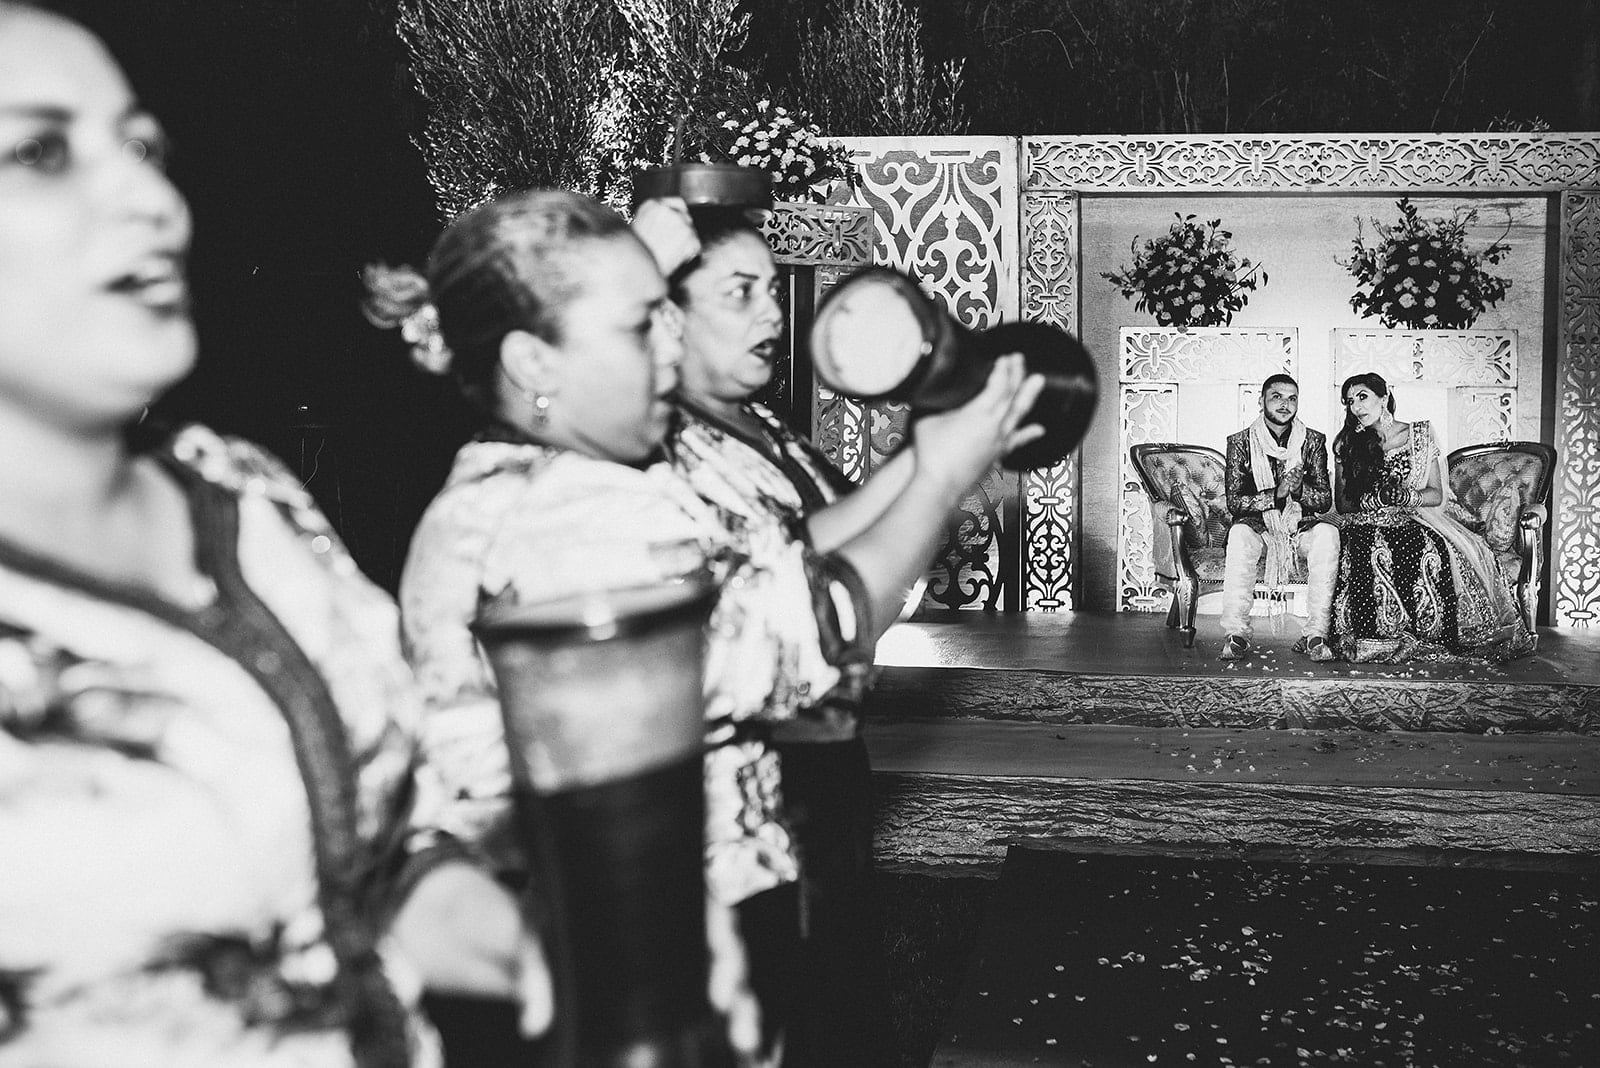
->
[826, 133, 1600, 626]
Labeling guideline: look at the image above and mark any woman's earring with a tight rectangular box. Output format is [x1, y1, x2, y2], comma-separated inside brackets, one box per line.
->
[528, 391, 551, 426]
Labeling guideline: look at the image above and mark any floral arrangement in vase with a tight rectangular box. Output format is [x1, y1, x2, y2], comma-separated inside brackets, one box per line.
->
[1340, 197, 1512, 329]
[1102, 213, 1267, 328]
[699, 98, 855, 203]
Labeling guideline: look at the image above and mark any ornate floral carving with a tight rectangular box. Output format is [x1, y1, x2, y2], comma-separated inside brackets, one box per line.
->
[1330, 329, 1516, 386]
[762, 203, 874, 268]
[1027, 135, 1600, 192]
[1022, 191, 1078, 333]
[834, 137, 1021, 610]
[1556, 191, 1600, 626]
[1019, 191, 1082, 608]
[1455, 389, 1516, 445]
[844, 138, 1017, 329]
[1122, 327, 1296, 383]
[1330, 329, 1519, 459]
[813, 387, 870, 484]
[1024, 461, 1076, 610]
[925, 470, 1009, 611]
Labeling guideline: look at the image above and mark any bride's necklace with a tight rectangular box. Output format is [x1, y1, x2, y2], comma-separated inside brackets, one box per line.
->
[1376, 420, 1407, 451]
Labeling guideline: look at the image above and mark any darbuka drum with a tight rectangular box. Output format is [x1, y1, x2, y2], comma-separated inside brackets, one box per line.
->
[809, 266, 1099, 470]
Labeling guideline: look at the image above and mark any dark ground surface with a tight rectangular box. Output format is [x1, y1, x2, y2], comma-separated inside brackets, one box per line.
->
[883, 873, 1001, 1067]
[933, 848, 1599, 1068]
[425, 854, 1598, 1067]
[423, 871, 996, 1068]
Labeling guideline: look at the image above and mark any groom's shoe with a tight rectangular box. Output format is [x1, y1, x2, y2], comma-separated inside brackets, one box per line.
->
[1220, 634, 1250, 660]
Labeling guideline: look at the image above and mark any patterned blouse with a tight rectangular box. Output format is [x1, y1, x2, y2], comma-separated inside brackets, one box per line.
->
[0, 426, 459, 1068]
[666, 401, 873, 742]
[398, 435, 871, 906]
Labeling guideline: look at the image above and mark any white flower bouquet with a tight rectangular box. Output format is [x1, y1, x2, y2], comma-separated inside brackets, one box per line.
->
[1102, 214, 1266, 328]
[700, 99, 855, 203]
[1341, 197, 1511, 329]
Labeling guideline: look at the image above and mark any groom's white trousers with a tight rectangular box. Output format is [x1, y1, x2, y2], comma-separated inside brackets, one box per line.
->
[1218, 521, 1340, 639]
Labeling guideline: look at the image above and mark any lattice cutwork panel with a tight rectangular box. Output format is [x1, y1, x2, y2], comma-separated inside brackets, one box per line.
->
[1022, 190, 1078, 334]
[1122, 328, 1297, 383]
[1452, 389, 1517, 445]
[838, 137, 1021, 611]
[1020, 189, 1080, 608]
[761, 202, 873, 481]
[803, 267, 852, 466]
[1026, 135, 1600, 193]
[1330, 330, 1516, 386]
[925, 468, 1008, 611]
[763, 203, 873, 268]
[1555, 190, 1600, 627]
[842, 137, 1018, 329]
[1024, 461, 1075, 610]
[813, 389, 869, 484]
[1118, 385, 1178, 613]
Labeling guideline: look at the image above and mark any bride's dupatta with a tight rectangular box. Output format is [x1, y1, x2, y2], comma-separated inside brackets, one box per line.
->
[1404, 421, 1534, 656]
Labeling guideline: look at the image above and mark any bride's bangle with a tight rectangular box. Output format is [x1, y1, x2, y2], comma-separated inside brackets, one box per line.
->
[1405, 488, 1421, 509]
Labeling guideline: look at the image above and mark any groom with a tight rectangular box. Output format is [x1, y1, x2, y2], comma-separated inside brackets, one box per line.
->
[1219, 374, 1340, 661]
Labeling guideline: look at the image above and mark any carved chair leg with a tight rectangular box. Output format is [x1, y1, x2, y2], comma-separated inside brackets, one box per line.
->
[1176, 577, 1197, 648]
[1518, 522, 1544, 643]
[1519, 574, 1540, 647]
[1164, 587, 1182, 630]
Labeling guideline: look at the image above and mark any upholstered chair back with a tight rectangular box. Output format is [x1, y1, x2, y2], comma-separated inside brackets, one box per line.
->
[1130, 444, 1229, 580]
[1444, 441, 1555, 632]
[1447, 442, 1554, 526]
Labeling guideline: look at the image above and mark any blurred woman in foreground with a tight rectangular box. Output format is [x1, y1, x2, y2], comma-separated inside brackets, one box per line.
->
[0, 4, 549, 1065]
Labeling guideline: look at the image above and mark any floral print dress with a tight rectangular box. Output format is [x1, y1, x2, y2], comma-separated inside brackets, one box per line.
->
[665, 400, 871, 742]
[398, 434, 870, 907]
[0, 426, 462, 1068]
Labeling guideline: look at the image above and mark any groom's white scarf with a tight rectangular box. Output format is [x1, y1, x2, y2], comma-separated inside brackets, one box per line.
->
[1248, 415, 1305, 595]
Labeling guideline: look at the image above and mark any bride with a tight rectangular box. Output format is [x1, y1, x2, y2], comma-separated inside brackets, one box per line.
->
[1330, 372, 1535, 663]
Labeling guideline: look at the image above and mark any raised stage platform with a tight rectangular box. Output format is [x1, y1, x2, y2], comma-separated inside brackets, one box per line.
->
[864, 611, 1600, 873]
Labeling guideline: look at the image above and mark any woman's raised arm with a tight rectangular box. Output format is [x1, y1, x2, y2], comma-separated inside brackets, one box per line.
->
[829, 354, 1044, 644]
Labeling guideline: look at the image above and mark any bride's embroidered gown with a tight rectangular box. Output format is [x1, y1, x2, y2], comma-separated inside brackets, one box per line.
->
[1332, 420, 1535, 663]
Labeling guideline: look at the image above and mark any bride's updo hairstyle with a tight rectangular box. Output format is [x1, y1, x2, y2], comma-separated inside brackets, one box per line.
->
[363, 190, 631, 412]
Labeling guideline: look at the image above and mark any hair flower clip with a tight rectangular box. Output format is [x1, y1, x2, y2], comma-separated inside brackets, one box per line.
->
[400, 303, 452, 374]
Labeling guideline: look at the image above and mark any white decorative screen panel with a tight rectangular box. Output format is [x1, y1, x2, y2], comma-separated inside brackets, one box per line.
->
[1117, 328, 1296, 612]
[1556, 190, 1600, 627]
[1123, 328, 1297, 384]
[1118, 385, 1179, 613]
[1027, 135, 1600, 193]
[1019, 189, 1083, 609]
[1331, 329, 1518, 446]
[836, 137, 1023, 610]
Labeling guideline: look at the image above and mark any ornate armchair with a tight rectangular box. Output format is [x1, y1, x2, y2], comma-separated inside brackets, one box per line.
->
[1444, 441, 1555, 633]
[1128, 444, 1231, 647]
